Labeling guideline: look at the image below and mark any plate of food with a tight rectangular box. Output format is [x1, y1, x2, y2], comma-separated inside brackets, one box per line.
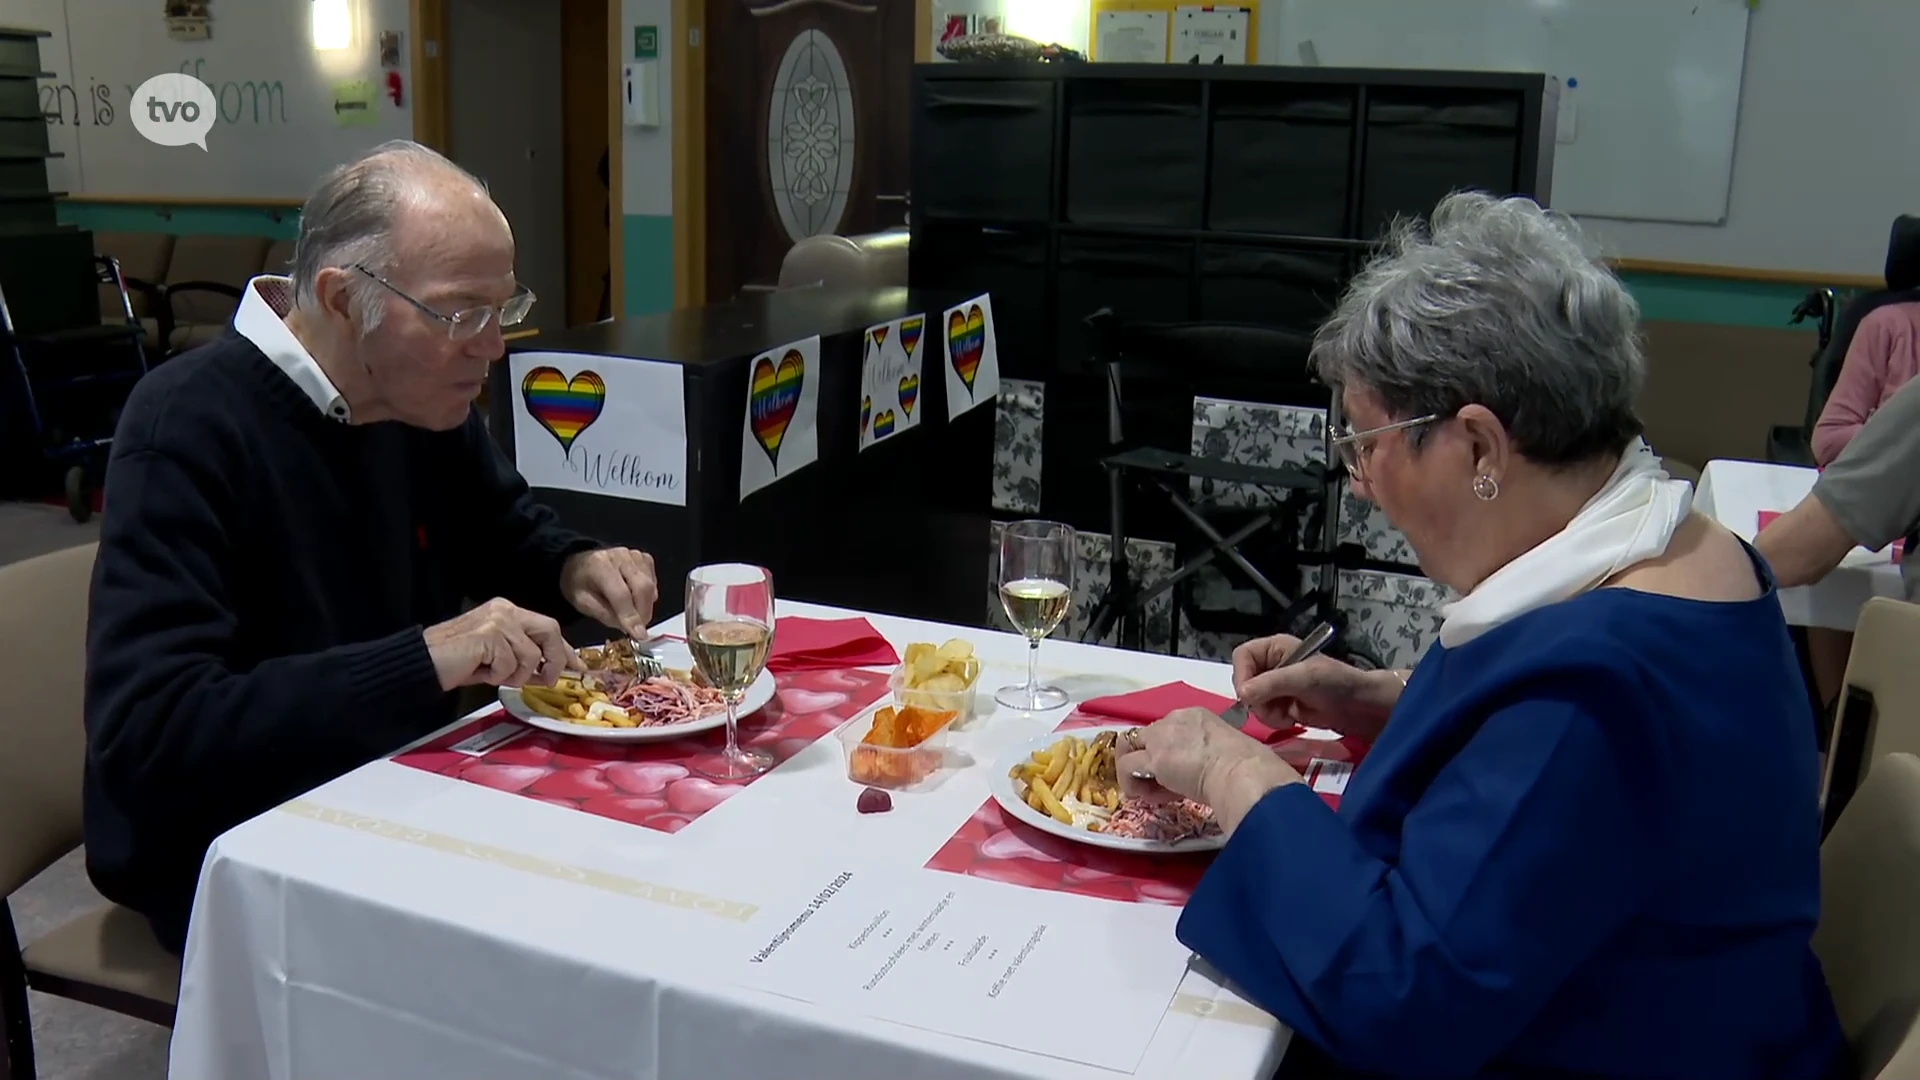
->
[989, 726, 1226, 853]
[498, 638, 775, 742]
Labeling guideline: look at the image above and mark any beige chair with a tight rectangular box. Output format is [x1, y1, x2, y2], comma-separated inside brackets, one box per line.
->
[1814, 751, 1920, 1079]
[1821, 598, 1920, 831]
[776, 227, 910, 290]
[0, 543, 178, 1080]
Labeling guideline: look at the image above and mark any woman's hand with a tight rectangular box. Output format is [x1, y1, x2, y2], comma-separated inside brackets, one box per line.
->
[1116, 708, 1302, 837]
[1232, 634, 1404, 743]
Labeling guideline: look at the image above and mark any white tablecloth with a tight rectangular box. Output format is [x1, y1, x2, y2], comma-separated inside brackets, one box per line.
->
[1695, 459, 1905, 630]
[168, 601, 1290, 1080]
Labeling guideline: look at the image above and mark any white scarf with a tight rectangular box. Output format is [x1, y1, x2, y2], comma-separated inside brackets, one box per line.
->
[1439, 437, 1693, 648]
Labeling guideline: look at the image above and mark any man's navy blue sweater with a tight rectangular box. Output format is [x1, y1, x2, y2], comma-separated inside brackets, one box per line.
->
[84, 331, 598, 951]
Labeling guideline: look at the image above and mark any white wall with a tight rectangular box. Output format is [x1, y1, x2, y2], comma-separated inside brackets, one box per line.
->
[619, 0, 673, 219]
[1580, 0, 1920, 278]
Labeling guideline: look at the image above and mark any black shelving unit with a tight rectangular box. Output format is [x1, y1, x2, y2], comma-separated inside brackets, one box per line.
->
[908, 60, 1557, 540]
[0, 25, 65, 235]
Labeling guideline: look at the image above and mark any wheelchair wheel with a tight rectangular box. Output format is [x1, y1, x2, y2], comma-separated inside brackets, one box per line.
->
[65, 464, 92, 524]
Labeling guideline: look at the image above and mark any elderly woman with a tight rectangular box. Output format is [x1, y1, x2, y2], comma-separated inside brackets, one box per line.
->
[1119, 194, 1845, 1079]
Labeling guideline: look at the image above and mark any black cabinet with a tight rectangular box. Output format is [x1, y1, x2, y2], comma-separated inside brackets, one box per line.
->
[908, 61, 1556, 536]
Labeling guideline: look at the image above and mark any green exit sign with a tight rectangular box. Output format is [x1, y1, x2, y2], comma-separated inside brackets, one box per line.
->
[634, 25, 659, 60]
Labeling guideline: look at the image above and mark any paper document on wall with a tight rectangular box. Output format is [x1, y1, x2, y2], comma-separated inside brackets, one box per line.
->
[1171, 6, 1249, 64]
[740, 335, 822, 499]
[509, 351, 687, 506]
[1097, 10, 1169, 62]
[859, 314, 927, 452]
[942, 293, 1000, 422]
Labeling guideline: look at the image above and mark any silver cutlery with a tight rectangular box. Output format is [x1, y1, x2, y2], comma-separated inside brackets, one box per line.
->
[1129, 621, 1336, 782]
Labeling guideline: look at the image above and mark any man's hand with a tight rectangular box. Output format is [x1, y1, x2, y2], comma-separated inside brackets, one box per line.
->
[424, 598, 579, 691]
[561, 547, 659, 638]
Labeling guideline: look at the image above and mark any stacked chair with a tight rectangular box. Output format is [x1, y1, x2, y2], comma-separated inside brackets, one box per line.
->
[1079, 308, 1359, 661]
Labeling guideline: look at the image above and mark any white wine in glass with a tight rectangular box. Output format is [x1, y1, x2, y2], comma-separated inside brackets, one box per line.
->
[686, 563, 776, 780]
[996, 520, 1075, 711]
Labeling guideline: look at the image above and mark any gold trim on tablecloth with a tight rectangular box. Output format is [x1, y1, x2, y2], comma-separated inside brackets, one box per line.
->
[277, 800, 759, 921]
[1166, 993, 1279, 1030]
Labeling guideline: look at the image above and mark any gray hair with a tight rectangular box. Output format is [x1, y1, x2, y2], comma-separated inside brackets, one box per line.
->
[1311, 191, 1645, 466]
[289, 139, 486, 331]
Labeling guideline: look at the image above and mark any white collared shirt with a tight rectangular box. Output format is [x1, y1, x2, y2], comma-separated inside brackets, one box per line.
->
[233, 274, 352, 423]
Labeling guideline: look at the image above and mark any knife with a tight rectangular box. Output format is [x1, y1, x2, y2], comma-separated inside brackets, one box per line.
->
[1131, 621, 1335, 778]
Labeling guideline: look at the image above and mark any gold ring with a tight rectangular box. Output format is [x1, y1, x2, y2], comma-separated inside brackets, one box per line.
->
[1124, 728, 1144, 752]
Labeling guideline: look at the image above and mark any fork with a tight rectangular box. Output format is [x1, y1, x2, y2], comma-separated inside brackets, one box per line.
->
[629, 636, 666, 679]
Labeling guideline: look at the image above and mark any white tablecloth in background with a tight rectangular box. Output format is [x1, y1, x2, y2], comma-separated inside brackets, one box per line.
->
[1695, 459, 1905, 630]
[167, 601, 1289, 1080]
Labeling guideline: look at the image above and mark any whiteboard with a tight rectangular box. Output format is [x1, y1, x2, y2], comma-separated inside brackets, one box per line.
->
[20, 0, 413, 200]
[1265, 0, 1752, 225]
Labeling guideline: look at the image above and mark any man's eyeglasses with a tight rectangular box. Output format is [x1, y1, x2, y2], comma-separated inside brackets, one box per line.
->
[1329, 413, 1440, 481]
[349, 264, 535, 341]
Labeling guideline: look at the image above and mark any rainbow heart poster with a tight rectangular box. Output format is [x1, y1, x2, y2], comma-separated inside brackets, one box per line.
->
[942, 293, 1000, 422]
[859, 312, 927, 454]
[508, 351, 687, 506]
[740, 334, 822, 500]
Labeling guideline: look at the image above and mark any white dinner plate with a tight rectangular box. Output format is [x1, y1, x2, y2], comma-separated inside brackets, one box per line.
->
[498, 639, 775, 742]
[988, 725, 1227, 854]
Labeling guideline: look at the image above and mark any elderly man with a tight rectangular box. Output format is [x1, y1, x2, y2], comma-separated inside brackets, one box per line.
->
[83, 140, 657, 954]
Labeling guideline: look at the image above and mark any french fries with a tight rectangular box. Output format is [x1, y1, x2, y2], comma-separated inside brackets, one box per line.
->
[519, 679, 636, 729]
[1007, 731, 1123, 827]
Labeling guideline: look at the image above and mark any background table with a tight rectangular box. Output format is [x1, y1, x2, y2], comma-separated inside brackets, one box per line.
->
[1695, 459, 1905, 631]
[167, 602, 1294, 1080]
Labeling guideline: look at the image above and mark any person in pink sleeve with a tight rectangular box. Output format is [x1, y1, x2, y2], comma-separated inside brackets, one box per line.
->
[1812, 302, 1920, 466]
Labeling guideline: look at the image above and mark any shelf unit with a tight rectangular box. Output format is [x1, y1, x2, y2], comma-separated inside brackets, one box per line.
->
[908, 60, 1558, 540]
[0, 25, 66, 235]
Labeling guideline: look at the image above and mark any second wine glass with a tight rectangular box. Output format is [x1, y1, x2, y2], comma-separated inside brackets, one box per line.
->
[995, 520, 1075, 712]
[685, 563, 776, 780]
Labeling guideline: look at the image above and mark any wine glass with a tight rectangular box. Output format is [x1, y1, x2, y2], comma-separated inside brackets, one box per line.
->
[995, 520, 1076, 711]
[686, 563, 776, 780]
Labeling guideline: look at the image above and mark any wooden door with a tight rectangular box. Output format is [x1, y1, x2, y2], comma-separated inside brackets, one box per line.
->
[560, 0, 612, 325]
[705, 0, 914, 302]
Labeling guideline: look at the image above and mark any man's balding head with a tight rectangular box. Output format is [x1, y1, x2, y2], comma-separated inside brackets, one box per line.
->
[290, 139, 503, 322]
[283, 139, 523, 432]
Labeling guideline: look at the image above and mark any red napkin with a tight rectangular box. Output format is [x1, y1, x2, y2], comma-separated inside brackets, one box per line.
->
[1079, 682, 1306, 744]
[765, 616, 899, 673]
[1081, 681, 1233, 721]
[1759, 510, 1903, 560]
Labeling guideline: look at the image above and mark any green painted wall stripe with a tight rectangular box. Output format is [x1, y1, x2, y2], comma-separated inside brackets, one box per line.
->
[1617, 271, 1859, 332]
[622, 213, 674, 316]
[57, 201, 298, 239]
[48, 201, 1854, 332]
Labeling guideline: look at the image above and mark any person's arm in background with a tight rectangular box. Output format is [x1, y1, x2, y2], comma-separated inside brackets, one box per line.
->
[1761, 375, 1920, 586]
[85, 447, 450, 815]
[1811, 310, 1895, 466]
[1174, 658, 1650, 1077]
[443, 406, 603, 619]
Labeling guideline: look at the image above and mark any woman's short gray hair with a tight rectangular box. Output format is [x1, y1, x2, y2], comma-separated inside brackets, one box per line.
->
[288, 139, 484, 331]
[1311, 191, 1645, 466]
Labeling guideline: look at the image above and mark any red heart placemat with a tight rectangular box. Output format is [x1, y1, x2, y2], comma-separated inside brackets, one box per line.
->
[394, 667, 889, 834]
[925, 712, 1370, 905]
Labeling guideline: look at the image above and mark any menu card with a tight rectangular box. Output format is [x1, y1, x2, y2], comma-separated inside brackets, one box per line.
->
[724, 866, 1193, 1071]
